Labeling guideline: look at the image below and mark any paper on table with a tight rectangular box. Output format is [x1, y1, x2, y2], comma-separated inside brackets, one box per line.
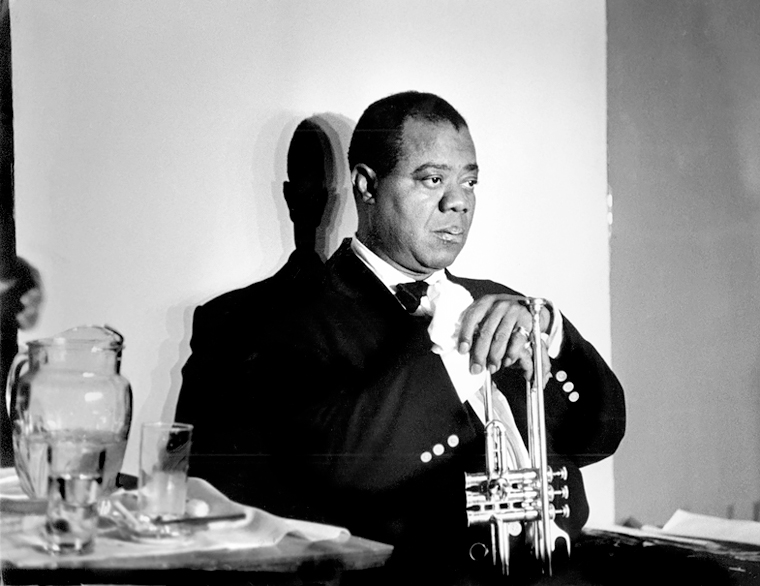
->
[1, 471, 351, 569]
[661, 509, 760, 547]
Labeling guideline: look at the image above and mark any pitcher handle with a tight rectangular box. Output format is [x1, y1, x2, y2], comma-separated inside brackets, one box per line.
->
[5, 348, 29, 427]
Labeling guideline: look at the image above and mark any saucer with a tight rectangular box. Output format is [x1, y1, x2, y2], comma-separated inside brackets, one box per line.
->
[104, 476, 252, 543]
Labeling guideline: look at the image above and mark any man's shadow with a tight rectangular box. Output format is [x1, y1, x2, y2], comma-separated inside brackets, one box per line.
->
[157, 114, 351, 431]
[298, 114, 352, 263]
[162, 115, 352, 503]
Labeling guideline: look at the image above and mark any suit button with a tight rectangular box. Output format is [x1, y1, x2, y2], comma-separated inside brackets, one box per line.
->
[568, 391, 579, 403]
[421, 451, 432, 463]
[556, 370, 568, 382]
[562, 382, 574, 393]
[447, 434, 460, 448]
[433, 444, 444, 456]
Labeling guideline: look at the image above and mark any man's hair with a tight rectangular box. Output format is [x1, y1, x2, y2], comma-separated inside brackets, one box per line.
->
[348, 91, 468, 179]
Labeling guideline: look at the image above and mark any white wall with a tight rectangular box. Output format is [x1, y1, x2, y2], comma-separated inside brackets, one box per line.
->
[11, 1, 614, 523]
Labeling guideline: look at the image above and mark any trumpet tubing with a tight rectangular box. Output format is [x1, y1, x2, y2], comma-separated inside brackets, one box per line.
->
[464, 297, 570, 577]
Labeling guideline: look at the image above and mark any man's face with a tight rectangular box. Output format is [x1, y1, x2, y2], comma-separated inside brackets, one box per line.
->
[368, 118, 478, 278]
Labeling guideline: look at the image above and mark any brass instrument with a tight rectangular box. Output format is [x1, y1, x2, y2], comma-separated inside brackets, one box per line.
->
[464, 297, 570, 576]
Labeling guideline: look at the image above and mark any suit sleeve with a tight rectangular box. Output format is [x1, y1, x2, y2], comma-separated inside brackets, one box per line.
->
[261, 315, 482, 495]
[504, 314, 626, 468]
[454, 276, 626, 468]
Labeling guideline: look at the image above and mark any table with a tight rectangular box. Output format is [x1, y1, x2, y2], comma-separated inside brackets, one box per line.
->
[5, 522, 760, 585]
[560, 527, 760, 586]
[5, 487, 760, 586]
[0, 506, 392, 585]
[2, 535, 391, 585]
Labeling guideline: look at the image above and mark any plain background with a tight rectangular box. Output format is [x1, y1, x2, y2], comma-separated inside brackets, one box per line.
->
[11, 1, 613, 523]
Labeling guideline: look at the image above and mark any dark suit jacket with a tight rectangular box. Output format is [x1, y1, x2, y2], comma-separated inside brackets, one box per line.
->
[174, 248, 324, 505]
[255, 239, 626, 583]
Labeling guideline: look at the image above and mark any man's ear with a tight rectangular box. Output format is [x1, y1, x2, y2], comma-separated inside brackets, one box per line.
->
[351, 164, 377, 205]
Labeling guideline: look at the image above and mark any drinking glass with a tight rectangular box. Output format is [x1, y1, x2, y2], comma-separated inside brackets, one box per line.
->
[43, 432, 110, 554]
[138, 422, 193, 535]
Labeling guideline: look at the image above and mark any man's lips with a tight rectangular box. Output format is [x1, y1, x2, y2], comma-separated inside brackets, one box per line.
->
[434, 226, 466, 242]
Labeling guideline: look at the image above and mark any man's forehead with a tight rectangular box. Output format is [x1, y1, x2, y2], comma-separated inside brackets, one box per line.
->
[398, 117, 476, 164]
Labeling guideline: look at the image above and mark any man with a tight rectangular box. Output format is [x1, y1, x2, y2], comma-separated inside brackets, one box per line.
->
[258, 92, 625, 583]
[174, 119, 332, 505]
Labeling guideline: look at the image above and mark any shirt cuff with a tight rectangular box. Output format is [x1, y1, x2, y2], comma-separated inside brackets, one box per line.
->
[546, 304, 564, 358]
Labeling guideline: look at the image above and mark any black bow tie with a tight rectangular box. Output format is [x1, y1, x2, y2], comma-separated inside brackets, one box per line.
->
[395, 281, 430, 313]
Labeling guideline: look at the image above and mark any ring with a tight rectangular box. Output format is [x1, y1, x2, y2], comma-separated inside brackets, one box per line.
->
[514, 326, 531, 339]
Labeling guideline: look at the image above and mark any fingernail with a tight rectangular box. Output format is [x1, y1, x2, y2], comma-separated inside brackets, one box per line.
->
[470, 363, 483, 375]
[487, 364, 498, 374]
[458, 342, 470, 354]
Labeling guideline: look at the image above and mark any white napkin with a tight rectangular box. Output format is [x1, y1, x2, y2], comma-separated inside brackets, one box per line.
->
[427, 279, 485, 404]
[0, 471, 351, 568]
[426, 283, 530, 466]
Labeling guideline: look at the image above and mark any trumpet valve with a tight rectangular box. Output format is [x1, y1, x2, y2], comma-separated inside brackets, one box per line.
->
[549, 466, 568, 481]
[549, 484, 570, 501]
[555, 504, 571, 519]
[488, 477, 511, 500]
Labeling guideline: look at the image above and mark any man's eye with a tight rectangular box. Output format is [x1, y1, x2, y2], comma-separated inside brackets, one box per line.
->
[421, 176, 442, 187]
[464, 179, 478, 188]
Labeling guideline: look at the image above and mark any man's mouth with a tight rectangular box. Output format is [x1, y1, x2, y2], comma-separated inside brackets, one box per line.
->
[434, 227, 465, 242]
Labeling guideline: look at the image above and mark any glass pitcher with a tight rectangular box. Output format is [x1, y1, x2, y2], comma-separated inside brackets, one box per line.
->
[6, 325, 133, 499]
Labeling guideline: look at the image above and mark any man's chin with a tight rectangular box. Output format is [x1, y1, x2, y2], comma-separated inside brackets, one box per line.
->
[418, 252, 460, 273]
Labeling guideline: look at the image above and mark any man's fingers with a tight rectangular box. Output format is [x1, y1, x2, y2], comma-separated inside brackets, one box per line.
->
[457, 300, 491, 355]
[510, 341, 552, 384]
[517, 351, 534, 381]
[499, 325, 529, 367]
[457, 295, 552, 379]
[458, 294, 527, 354]
[467, 300, 521, 374]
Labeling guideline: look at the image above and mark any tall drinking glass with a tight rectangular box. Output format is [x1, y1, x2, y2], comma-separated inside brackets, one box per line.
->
[43, 432, 109, 554]
[138, 422, 193, 535]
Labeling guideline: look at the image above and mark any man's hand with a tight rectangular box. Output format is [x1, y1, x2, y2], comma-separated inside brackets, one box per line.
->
[456, 294, 551, 381]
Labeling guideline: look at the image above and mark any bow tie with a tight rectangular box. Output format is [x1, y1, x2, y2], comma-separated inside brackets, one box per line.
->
[395, 281, 430, 313]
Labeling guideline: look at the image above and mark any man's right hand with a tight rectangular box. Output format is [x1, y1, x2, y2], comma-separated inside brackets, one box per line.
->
[456, 294, 551, 381]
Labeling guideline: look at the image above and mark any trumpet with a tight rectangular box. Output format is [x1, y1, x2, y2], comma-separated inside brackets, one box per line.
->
[464, 297, 570, 576]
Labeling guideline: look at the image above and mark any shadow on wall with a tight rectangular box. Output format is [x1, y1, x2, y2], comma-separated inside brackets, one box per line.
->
[309, 112, 355, 259]
[148, 113, 355, 428]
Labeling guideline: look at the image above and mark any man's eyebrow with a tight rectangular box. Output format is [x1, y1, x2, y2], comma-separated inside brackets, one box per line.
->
[411, 163, 479, 173]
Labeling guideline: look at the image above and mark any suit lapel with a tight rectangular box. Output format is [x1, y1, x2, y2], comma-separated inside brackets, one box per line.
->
[325, 242, 521, 441]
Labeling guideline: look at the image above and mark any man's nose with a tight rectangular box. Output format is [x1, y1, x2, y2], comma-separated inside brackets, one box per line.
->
[440, 185, 471, 213]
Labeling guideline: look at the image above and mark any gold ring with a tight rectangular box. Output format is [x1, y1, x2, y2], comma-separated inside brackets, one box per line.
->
[515, 325, 531, 339]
